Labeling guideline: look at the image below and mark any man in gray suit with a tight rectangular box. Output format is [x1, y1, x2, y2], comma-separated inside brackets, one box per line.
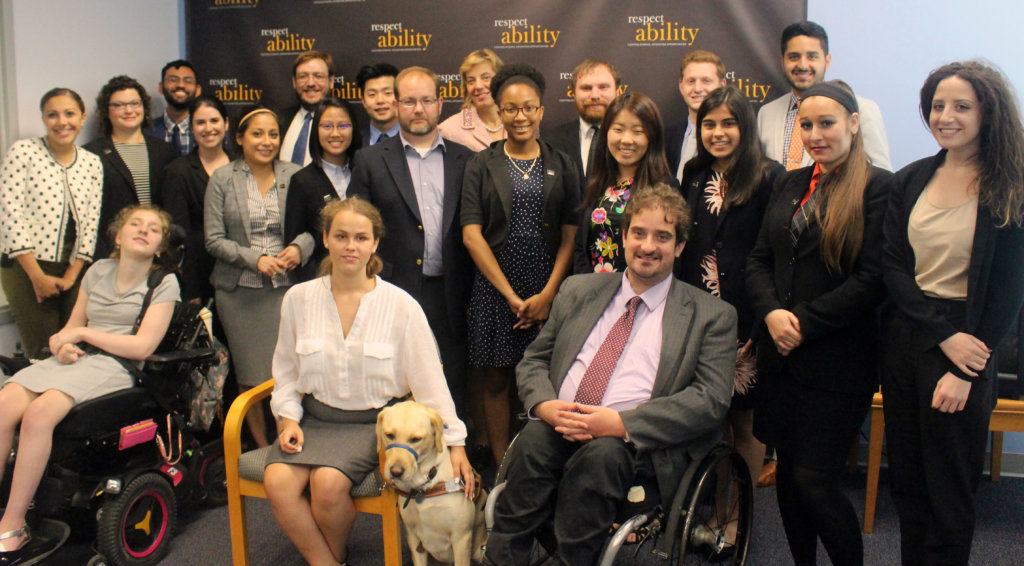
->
[485, 183, 736, 566]
[757, 21, 892, 171]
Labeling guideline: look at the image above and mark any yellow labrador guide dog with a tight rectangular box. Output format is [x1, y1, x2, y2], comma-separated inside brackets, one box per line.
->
[377, 401, 487, 565]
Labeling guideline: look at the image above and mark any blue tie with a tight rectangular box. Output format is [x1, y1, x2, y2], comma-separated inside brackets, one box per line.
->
[290, 112, 312, 165]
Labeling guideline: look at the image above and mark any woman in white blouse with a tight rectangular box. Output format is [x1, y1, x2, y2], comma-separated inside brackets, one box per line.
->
[264, 196, 471, 566]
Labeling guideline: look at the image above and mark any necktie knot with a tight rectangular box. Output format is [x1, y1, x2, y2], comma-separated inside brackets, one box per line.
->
[626, 295, 642, 317]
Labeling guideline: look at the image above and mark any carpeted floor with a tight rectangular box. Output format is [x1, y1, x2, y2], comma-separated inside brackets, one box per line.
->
[45, 469, 1024, 565]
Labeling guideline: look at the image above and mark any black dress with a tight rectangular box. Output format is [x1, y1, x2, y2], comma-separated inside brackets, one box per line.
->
[467, 155, 552, 367]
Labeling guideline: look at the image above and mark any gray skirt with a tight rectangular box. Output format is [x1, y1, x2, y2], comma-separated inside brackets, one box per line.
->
[215, 285, 287, 387]
[264, 396, 394, 485]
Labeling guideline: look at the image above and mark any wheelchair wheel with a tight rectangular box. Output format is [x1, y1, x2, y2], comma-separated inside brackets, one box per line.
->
[676, 446, 753, 565]
[97, 473, 177, 566]
[200, 453, 228, 507]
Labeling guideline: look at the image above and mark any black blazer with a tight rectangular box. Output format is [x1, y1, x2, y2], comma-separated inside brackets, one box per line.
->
[461, 139, 581, 260]
[665, 118, 691, 177]
[347, 135, 474, 338]
[882, 150, 1024, 380]
[543, 119, 586, 191]
[746, 165, 892, 395]
[163, 151, 217, 301]
[285, 163, 342, 281]
[678, 163, 784, 339]
[277, 105, 300, 135]
[83, 134, 176, 258]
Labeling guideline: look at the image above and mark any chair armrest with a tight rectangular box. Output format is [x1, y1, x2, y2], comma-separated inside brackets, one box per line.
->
[224, 378, 275, 468]
[146, 348, 218, 364]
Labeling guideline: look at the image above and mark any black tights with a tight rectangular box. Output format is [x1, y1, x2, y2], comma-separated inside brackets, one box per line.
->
[775, 453, 863, 566]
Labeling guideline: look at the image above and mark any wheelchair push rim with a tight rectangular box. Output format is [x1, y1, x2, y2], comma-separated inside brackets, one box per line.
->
[676, 446, 753, 565]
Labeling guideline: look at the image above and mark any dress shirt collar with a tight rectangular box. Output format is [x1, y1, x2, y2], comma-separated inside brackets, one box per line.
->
[162, 111, 190, 132]
[578, 116, 598, 142]
[619, 271, 672, 314]
[399, 130, 446, 158]
[369, 122, 401, 145]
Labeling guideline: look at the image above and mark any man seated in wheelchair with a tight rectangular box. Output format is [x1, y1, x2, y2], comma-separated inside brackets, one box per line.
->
[0, 205, 180, 562]
[485, 184, 736, 565]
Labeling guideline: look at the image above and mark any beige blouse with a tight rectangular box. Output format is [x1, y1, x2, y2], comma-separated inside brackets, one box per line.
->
[908, 188, 978, 299]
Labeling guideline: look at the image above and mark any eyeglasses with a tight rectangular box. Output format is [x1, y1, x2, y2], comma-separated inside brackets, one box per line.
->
[319, 122, 353, 132]
[296, 72, 329, 83]
[500, 105, 540, 118]
[109, 100, 143, 111]
[398, 97, 438, 109]
[164, 76, 197, 86]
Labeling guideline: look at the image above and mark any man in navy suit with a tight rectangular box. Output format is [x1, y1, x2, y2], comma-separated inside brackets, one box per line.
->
[356, 62, 401, 147]
[146, 60, 201, 157]
[666, 50, 727, 181]
[543, 59, 620, 188]
[348, 66, 473, 416]
[278, 50, 335, 167]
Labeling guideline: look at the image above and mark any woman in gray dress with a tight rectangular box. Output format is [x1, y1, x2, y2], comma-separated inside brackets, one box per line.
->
[0, 205, 179, 561]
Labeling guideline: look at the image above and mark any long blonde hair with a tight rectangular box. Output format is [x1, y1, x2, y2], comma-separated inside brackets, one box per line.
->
[318, 197, 385, 278]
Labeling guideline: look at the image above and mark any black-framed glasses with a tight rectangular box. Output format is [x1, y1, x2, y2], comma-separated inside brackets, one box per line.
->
[500, 105, 540, 118]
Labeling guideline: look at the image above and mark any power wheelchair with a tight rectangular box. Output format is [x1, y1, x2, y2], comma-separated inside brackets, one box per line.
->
[484, 433, 754, 565]
[0, 296, 228, 566]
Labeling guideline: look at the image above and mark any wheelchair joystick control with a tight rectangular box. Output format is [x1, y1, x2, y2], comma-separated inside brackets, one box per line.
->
[105, 479, 122, 495]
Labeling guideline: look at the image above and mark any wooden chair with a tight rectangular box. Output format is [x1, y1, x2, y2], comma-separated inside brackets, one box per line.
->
[224, 379, 403, 565]
[863, 391, 1024, 533]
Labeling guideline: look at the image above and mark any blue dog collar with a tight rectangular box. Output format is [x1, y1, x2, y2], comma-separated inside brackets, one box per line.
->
[385, 442, 420, 462]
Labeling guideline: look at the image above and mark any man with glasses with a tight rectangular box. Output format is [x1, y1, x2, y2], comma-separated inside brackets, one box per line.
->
[348, 66, 474, 417]
[146, 60, 201, 157]
[279, 50, 335, 166]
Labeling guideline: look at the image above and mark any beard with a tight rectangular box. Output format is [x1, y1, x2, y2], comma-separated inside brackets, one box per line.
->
[164, 89, 194, 111]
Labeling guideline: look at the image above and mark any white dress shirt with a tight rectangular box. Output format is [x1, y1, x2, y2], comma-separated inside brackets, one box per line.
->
[271, 276, 467, 445]
[280, 107, 313, 167]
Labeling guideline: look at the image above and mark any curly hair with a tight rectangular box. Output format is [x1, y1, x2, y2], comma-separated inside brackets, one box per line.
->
[95, 75, 152, 137]
[490, 63, 546, 105]
[920, 60, 1024, 227]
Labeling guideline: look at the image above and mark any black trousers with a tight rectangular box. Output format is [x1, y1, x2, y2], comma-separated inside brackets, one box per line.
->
[421, 276, 468, 418]
[881, 307, 994, 566]
[485, 420, 642, 566]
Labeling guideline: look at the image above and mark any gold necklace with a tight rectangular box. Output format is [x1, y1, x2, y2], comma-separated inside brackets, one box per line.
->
[504, 144, 539, 179]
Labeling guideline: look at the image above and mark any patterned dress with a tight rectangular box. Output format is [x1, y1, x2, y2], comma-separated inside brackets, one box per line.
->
[689, 171, 757, 399]
[468, 155, 553, 367]
[583, 178, 633, 273]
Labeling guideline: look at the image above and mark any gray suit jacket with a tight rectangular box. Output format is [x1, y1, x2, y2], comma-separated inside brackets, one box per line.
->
[516, 272, 736, 505]
[757, 92, 893, 171]
[204, 159, 313, 291]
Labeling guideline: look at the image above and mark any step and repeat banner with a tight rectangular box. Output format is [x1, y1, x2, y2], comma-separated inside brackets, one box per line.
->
[187, 0, 805, 129]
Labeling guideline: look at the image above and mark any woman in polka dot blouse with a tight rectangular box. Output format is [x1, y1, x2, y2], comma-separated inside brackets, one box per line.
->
[0, 88, 102, 358]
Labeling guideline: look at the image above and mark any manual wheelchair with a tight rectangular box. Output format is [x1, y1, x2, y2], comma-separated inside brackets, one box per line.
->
[0, 297, 228, 566]
[484, 434, 754, 565]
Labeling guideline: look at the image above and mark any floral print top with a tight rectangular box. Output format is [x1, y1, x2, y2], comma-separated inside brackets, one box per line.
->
[584, 177, 633, 273]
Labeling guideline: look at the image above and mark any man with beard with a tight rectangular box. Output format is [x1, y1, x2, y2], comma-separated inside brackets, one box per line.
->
[147, 60, 201, 157]
[757, 21, 891, 171]
[279, 50, 335, 167]
[347, 66, 474, 417]
[544, 59, 621, 188]
[356, 62, 400, 146]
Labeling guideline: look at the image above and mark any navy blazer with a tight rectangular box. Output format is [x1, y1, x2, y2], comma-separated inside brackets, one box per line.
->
[882, 150, 1024, 380]
[284, 163, 342, 281]
[665, 118, 691, 178]
[543, 119, 586, 192]
[347, 135, 474, 338]
[746, 165, 892, 395]
[678, 163, 783, 340]
[461, 139, 581, 260]
[83, 134, 176, 258]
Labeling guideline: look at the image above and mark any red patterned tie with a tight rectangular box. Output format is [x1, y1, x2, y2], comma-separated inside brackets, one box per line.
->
[574, 296, 643, 406]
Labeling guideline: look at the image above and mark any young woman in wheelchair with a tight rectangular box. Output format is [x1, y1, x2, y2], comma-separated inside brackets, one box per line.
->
[263, 197, 471, 566]
[0, 204, 179, 562]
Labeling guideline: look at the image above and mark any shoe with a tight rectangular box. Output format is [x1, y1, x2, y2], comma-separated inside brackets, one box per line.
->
[0, 524, 30, 565]
[757, 460, 777, 487]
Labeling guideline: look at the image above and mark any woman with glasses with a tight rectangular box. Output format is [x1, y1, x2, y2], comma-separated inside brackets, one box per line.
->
[462, 63, 580, 467]
[285, 98, 363, 281]
[0, 88, 102, 359]
[85, 75, 176, 259]
[439, 48, 505, 151]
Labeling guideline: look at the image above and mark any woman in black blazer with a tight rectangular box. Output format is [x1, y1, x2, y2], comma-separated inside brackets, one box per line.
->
[881, 61, 1024, 565]
[84, 75, 175, 258]
[746, 82, 891, 566]
[461, 64, 579, 466]
[678, 86, 783, 549]
[163, 95, 232, 304]
[284, 97, 362, 281]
